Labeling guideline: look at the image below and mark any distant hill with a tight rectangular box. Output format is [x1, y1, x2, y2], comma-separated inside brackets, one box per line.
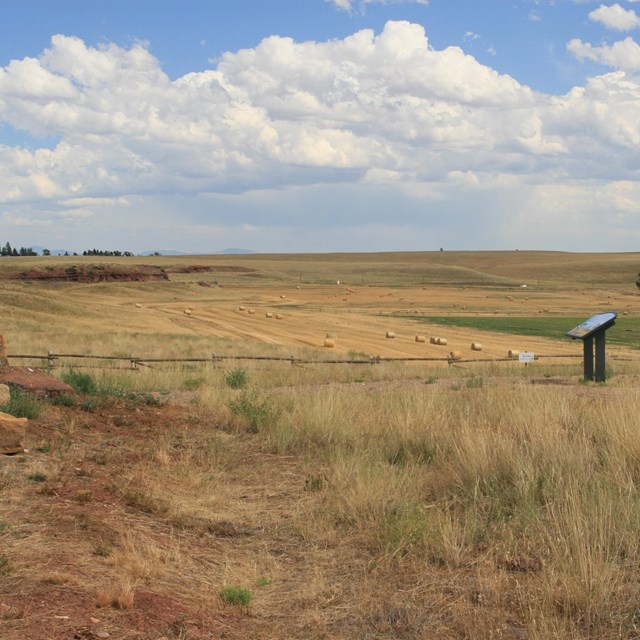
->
[139, 249, 190, 256]
[140, 248, 253, 256]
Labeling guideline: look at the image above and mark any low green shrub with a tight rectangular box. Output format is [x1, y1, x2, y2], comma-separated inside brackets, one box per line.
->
[62, 370, 97, 394]
[228, 391, 274, 432]
[219, 586, 253, 606]
[466, 376, 484, 389]
[182, 376, 206, 391]
[49, 393, 76, 407]
[224, 368, 248, 389]
[0, 385, 44, 419]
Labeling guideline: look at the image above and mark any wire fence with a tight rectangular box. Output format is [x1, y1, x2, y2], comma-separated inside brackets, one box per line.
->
[5, 350, 622, 372]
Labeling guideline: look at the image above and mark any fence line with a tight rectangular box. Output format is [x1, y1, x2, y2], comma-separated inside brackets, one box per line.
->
[3, 350, 610, 371]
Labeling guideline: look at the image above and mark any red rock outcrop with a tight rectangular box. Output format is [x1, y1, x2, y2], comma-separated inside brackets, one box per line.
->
[0, 367, 74, 397]
[4, 264, 168, 283]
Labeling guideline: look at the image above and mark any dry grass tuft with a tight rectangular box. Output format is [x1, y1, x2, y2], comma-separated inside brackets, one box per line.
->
[97, 578, 136, 610]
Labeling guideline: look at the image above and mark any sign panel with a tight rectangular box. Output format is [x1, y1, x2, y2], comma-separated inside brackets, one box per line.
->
[519, 352, 535, 363]
[565, 312, 617, 340]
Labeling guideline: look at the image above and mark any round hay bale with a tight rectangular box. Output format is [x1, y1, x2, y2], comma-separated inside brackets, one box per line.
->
[265, 312, 273, 318]
[183, 309, 192, 316]
[623, 311, 629, 316]
[385, 331, 396, 339]
[323, 338, 335, 348]
[276, 314, 283, 320]
[326, 332, 337, 339]
[436, 337, 447, 346]
[415, 335, 426, 343]
[471, 342, 482, 351]
[135, 303, 142, 308]
[508, 349, 520, 358]
[430, 337, 438, 344]
[449, 351, 463, 360]
[248, 309, 256, 315]
[238, 305, 246, 311]
[280, 295, 286, 299]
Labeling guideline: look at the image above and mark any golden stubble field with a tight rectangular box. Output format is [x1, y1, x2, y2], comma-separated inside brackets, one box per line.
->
[2, 250, 640, 640]
[138, 282, 638, 360]
[1, 249, 639, 362]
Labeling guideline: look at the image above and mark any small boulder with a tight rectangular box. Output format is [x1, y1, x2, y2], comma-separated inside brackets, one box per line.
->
[0, 411, 28, 455]
[0, 367, 73, 397]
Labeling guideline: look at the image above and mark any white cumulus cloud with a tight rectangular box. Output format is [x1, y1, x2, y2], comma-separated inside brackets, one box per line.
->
[589, 3, 640, 30]
[567, 36, 640, 69]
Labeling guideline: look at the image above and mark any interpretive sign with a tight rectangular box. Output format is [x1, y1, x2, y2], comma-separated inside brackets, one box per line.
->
[566, 312, 617, 382]
[518, 352, 535, 363]
[565, 312, 617, 340]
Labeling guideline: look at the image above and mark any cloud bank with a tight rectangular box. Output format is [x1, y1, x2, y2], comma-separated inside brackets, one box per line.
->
[1, 20, 640, 252]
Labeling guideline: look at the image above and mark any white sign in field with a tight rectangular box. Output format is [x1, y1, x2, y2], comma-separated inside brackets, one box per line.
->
[519, 352, 535, 363]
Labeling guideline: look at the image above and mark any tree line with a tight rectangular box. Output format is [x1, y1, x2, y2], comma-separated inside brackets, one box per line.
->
[82, 249, 134, 256]
[0, 242, 134, 257]
[1, 242, 37, 256]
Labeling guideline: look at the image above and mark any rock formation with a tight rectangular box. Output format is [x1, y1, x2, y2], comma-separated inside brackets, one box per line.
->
[0, 411, 27, 455]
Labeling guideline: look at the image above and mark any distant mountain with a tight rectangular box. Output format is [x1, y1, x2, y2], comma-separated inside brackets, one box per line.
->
[217, 247, 253, 254]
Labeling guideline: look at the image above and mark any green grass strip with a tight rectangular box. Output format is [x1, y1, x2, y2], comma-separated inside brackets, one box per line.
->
[407, 316, 640, 348]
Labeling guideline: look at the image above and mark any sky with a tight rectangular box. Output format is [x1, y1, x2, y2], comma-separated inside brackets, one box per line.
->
[1, 1, 640, 255]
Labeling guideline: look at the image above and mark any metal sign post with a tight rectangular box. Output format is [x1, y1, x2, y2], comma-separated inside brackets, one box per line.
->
[566, 312, 617, 382]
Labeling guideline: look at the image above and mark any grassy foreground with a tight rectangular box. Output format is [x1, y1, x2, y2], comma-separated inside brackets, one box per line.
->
[1, 362, 640, 639]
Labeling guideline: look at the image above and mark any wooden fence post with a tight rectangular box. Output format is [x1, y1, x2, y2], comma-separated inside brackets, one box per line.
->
[0, 335, 9, 373]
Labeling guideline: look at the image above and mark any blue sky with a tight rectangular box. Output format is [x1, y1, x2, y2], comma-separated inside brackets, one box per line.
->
[1, 0, 640, 254]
